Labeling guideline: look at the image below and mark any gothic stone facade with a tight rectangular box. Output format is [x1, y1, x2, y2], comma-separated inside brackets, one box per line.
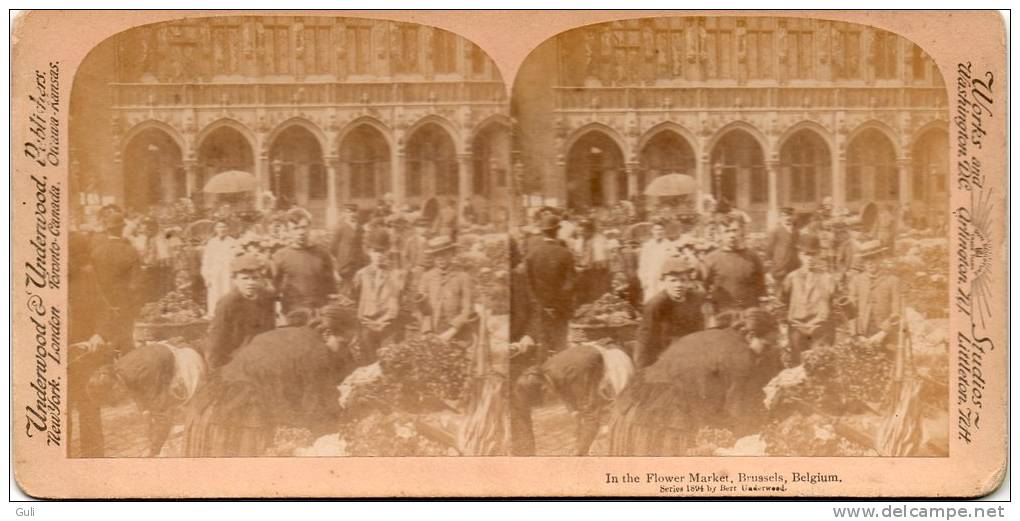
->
[83, 16, 510, 226]
[516, 16, 950, 229]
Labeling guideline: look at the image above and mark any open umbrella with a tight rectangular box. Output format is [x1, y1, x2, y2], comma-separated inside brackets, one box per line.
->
[203, 170, 257, 194]
[643, 173, 698, 197]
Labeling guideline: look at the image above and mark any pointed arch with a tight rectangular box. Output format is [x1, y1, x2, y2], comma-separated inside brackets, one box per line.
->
[405, 114, 461, 154]
[564, 122, 630, 160]
[121, 120, 187, 155]
[706, 121, 769, 155]
[196, 117, 257, 153]
[266, 117, 328, 154]
[336, 115, 394, 152]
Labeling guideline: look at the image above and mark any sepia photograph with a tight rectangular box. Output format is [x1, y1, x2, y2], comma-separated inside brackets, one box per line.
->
[9, 10, 1006, 499]
[67, 14, 512, 458]
[509, 15, 951, 457]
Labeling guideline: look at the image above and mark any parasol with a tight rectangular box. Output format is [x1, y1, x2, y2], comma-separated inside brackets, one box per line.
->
[203, 170, 257, 194]
[643, 173, 698, 197]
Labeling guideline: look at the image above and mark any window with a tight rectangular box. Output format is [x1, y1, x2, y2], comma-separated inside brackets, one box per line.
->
[654, 29, 684, 79]
[306, 25, 332, 75]
[873, 31, 898, 80]
[395, 25, 419, 74]
[707, 28, 734, 79]
[911, 45, 927, 81]
[836, 30, 861, 80]
[211, 25, 239, 75]
[348, 25, 372, 75]
[273, 26, 290, 74]
[471, 43, 487, 76]
[787, 30, 814, 79]
[432, 29, 457, 74]
[746, 29, 774, 79]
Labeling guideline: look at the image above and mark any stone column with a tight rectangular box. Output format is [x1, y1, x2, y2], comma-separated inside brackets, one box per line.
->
[831, 151, 846, 211]
[696, 154, 711, 211]
[392, 147, 406, 204]
[255, 153, 270, 210]
[897, 155, 912, 209]
[458, 152, 473, 211]
[183, 159, 198, 198]
[766, 157, 780, 229]
[325, 156, 339, 228]
[625, 161, 640, 201]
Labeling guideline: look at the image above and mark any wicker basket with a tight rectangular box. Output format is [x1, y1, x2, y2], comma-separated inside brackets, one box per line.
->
[568, 322, 639, 344]
[135, 319, 209, 342]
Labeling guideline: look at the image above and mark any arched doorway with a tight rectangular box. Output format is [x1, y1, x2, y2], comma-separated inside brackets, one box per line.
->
[472, 123, 511, 222]
[197, 126, 254, 208]
[339, 125, 391, 208]
[779, 129, 832, 211]
[709, 129, 766, 218]
[911, 127, 949, 227]
[268, 126, 325, 216]
[564, 131, 625, 209]
[406, 123, 458, 205]
[639, 130, 696, 191]
[122, 128, 184, 212]
[847, 129, 898, 208]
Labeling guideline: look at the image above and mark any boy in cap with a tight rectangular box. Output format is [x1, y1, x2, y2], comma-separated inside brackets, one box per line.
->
[634, 256, 705, 368]
[206, 254, 277, 370]
[352, 230, 406, 362]
[271, 208, 336, 314]
[781, 233, 838, 365]
[416, 236, 474, 338]
[846, 255, 901, 346]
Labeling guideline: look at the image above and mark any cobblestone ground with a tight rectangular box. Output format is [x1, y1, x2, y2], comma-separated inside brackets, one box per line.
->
[69, 403, 185, 458]
[532, 402, 610, 456]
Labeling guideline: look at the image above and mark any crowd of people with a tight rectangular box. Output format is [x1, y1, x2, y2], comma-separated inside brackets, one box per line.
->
[69, 194, 480, 457]
[508, 196, 913, 456]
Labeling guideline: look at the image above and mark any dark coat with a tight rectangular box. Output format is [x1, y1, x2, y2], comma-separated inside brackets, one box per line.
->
[206, 288, 277, 369]
[702, 248, 766, 310]
[271, 245, 336, 312]
[523, 236, 577, 315]
[765, 225, 800, 281]
[634, 290, 705, 368]
[330, 222, 366, 277]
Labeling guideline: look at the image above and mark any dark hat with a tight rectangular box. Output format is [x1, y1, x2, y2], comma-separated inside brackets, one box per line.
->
[366, 229, 392, 251]
[659, 257, 697, 277]
[286, 207, 313, 224]
[578, 218, 595, 230]
[321, 304, 358, 333]
[341, 203, 359, 212]
[101, 211, 126, 230]
[230, 254, 267, 274]
[798, 233, 821, 253]
[425, 236, 457, 255]
[538, 214, 561, 231]
[779, 207, 795, 216]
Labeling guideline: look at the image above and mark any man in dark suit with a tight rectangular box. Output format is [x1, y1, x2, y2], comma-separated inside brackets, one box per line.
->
[523, 213, 577, 358]
[330, 204, 366, 295]
[765, 207, 800, 284]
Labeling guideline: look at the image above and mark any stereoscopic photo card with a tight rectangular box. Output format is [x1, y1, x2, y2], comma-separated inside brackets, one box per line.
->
[10, 10, 1008, 498]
